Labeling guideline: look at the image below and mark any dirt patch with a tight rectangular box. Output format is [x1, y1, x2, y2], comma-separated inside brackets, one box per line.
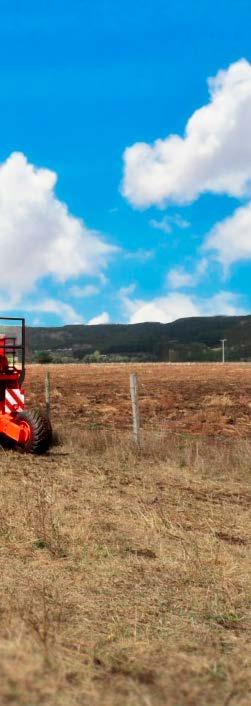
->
[25, 362, 251, 438]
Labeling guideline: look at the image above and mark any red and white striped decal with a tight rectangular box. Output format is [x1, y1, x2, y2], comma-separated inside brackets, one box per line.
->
[5, 388, 24, 414]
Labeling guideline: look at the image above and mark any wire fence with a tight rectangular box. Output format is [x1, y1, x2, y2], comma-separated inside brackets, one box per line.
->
[42, 370, 251, 449]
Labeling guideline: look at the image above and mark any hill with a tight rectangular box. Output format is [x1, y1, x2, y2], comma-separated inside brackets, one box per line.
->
[27, 314, 251, 362]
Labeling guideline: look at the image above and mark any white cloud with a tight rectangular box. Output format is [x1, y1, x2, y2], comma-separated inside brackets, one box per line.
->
[88, 312, 110, 325]
[150, 216, 172, 234]
[167, 269, 195, 289]
[118, 283, 136, 297]
[125, 248, 154, 262]
[69, 284, 100, 298]
[26, 299, 83, 324]
[0, 152, 117, 298]
[99, 273, 109, 286]
[122, 290, 244, 324]
[0, 295, 83, 324]
[122, 59, 251, 208]
[203, 291, 245, 316]
[167, 258, 208, 289]
[150, 214, 190, 234]
[204, 200, 251, 267]
[124, 293, 199, 323]
[172, 214, 191, 229]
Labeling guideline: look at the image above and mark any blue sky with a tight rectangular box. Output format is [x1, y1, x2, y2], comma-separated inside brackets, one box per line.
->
[1, 0, 251, 325]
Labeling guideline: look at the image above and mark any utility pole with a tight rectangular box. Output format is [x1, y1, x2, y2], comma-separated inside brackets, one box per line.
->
[220, 339, 227, 363]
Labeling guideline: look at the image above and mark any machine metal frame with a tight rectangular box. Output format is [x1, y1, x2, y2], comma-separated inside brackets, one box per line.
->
[0, 317, 52, 453]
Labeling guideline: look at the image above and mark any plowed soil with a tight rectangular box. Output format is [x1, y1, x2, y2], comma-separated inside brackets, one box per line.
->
[26, 363, 251, 438]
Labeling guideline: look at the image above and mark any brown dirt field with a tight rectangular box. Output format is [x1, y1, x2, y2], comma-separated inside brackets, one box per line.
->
[27, 362, 251, 438]
[0, 363, 251, 705]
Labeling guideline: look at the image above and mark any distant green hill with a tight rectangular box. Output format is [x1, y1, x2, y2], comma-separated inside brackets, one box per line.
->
[27, 315, 251, 362]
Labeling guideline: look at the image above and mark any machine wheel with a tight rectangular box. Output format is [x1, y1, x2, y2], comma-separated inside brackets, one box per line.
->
[15, 409, 52, 454]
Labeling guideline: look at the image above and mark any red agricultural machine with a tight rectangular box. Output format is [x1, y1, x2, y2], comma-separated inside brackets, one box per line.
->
[0, 317, 52, 453]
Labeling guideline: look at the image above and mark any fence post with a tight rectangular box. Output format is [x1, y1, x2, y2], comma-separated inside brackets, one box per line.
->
[130, 373, 140, 443]
[45, 371, 51, 418]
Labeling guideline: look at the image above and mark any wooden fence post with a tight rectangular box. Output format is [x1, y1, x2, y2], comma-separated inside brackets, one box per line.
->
[45, 371, 51, 418]
[130, 373, 140, 443]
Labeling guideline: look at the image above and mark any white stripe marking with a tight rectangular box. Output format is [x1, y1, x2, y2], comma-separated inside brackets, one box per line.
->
[5, 389, 24, 413]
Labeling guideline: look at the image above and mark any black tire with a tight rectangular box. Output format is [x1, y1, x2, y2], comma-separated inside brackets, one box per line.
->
[15, 409, 52, 454]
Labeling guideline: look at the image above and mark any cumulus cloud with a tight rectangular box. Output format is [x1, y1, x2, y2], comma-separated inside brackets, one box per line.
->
[27, 299, 84, 324]
[122, 59, 251, 208]
[121, 291, 244, 324]
[167, 269, 195, 289]
[167, 258, 208, 289]
[204, 200, 251, 267]
[0, 152, 117, 298]
[124, 293, 199, 323]
[0, 294, 83, 324]
[88, 312, 110, 325]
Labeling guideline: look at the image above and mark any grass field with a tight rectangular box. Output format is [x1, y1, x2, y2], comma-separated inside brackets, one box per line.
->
[0, 364, 250, 705]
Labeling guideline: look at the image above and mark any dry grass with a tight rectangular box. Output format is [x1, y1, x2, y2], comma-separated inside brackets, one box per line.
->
[0, 425, 250, 705]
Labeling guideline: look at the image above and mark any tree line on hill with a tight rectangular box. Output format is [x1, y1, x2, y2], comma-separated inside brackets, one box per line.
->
[27, 314, 251, 363]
